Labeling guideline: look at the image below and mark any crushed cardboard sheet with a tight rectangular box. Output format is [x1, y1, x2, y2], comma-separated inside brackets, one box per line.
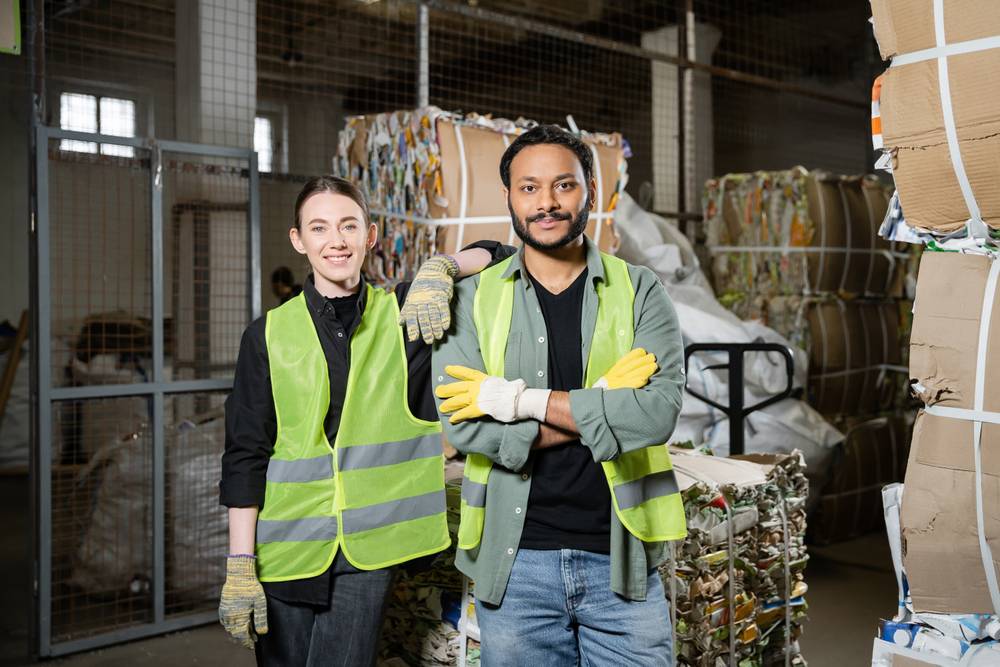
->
[870, 0, 1000, 234]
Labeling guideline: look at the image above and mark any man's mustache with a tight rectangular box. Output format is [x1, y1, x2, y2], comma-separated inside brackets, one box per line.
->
[525, 210, 573, 223]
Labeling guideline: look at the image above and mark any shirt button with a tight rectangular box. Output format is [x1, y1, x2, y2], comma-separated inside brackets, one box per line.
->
[507, 548, 514, 555]
[538, 336, 545, 344]
[537, 370, 544, 377]
[515, 507, 522, 514]
[618, 329, 625, 336]
[438, 375, 444, 382]
[337, 332, 344, 338]
[521, 473, 529, 480]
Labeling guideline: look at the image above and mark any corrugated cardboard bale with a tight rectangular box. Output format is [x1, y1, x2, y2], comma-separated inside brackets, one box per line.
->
[806, 299, 902, 417]
[909, 252, 1000, 410]
[870, 0, 1000, 232]
[810, 414, 912, 544]
[669, 447, 769, 491]
[900, 410, 1000, 614]
[429, 117, 621, 255]
[346, 112, 622, 255]
[861, 178, 906, 297]
[900, 251, 1000, 613]
[806, 173, 903, 297]
[706, 169, 900, 312]
[870, 0, 1000, 66]
[803, 172, 847, 294]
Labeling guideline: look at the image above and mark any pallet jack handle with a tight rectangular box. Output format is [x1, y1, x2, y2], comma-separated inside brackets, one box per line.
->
[683, 342, 795, 456]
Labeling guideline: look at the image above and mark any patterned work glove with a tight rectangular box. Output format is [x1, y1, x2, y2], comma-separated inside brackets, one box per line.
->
[594, 348, 658, 389]
[399, 254, 460, 344]
[219, 555, 268, 649]
[435, 365, 551, 424]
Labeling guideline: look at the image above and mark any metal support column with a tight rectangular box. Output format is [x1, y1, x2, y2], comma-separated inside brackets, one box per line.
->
[248, 151, 262, 321]
[417, 3, 430, 108]
[33, 125, 53, 660]
[150, 143, 166, 625]
[676, 0, 688, 221]
[27, 0, 44, 659]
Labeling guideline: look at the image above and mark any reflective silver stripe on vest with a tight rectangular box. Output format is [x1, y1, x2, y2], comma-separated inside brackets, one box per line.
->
[461, 479, 487, 508]
[338, 434, 442, 471]
[613, 469, 680, 511]
[341, 489, 446, 535]
[266, 454, 334, 483]
[256, 516, 338, 544]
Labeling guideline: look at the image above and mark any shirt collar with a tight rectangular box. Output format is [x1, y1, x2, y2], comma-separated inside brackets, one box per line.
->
[303, 273, 369, 317]
[501, 235, 605, 286]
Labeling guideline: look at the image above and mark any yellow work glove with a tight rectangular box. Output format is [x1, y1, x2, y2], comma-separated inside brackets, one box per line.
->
[219, 556, 268, 649]
[435, 365, 550, 425]
[399, 254, 460, 344]
[594, 348, 658, 389]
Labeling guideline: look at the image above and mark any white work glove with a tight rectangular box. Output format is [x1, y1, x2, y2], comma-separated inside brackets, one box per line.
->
[436, 366, 551, 424]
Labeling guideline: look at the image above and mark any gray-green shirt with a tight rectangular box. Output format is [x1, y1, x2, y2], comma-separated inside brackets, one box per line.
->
[432, 236, 685, 605]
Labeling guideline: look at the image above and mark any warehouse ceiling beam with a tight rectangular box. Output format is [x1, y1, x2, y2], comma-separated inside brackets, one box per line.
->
[46, 17, 174, 45]
[45, 38, 172, 65]
[418, 0, 867, 110]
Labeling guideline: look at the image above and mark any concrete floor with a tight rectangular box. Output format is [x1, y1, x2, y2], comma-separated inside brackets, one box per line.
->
[800, 533, 896, 666]
[2, 474, 895, 665]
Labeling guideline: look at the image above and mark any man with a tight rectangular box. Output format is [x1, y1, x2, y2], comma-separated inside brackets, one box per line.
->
[270, 266, 303, 304]
[432, 125, 687, 665]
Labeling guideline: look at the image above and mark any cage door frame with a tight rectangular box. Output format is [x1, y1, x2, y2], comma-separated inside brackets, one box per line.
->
[32, 125, 260, 657]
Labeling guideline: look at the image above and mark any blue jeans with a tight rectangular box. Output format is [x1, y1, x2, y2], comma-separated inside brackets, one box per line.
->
[476, 549, 673, 666]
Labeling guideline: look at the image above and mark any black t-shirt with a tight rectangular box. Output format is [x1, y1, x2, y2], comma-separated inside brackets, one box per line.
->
[518, 268, 612, 553]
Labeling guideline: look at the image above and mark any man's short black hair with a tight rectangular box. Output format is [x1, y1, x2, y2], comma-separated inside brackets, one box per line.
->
[499, 125, 593, 189]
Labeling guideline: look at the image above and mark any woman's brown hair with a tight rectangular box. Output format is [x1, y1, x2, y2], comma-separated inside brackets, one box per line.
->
[293, 175, 371, 230]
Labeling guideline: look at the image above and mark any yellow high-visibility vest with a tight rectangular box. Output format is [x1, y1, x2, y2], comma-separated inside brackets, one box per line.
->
[458, 253, 687, 549]
[257, 288, 448, 580]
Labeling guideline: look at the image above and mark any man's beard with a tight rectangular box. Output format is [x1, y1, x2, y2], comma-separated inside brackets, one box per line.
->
[509, 196, 590, 251]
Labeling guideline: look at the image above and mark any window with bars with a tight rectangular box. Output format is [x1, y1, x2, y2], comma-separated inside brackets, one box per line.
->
[58, 92, 137, 157]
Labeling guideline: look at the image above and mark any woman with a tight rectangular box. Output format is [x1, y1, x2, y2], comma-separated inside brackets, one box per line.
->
[218, 175, 509, 666]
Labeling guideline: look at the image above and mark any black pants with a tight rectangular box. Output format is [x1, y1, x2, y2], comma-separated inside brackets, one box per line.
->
[255, 553, 395, 667]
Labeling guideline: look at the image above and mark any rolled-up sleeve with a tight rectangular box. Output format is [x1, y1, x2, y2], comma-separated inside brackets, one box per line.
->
[570, 266, 684, 461]
[220, 318, 277, 508]
[432, 278, 540, 472]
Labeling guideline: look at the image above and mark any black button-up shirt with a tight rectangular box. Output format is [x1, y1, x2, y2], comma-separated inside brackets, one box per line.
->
[221, 242, 512, 604]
